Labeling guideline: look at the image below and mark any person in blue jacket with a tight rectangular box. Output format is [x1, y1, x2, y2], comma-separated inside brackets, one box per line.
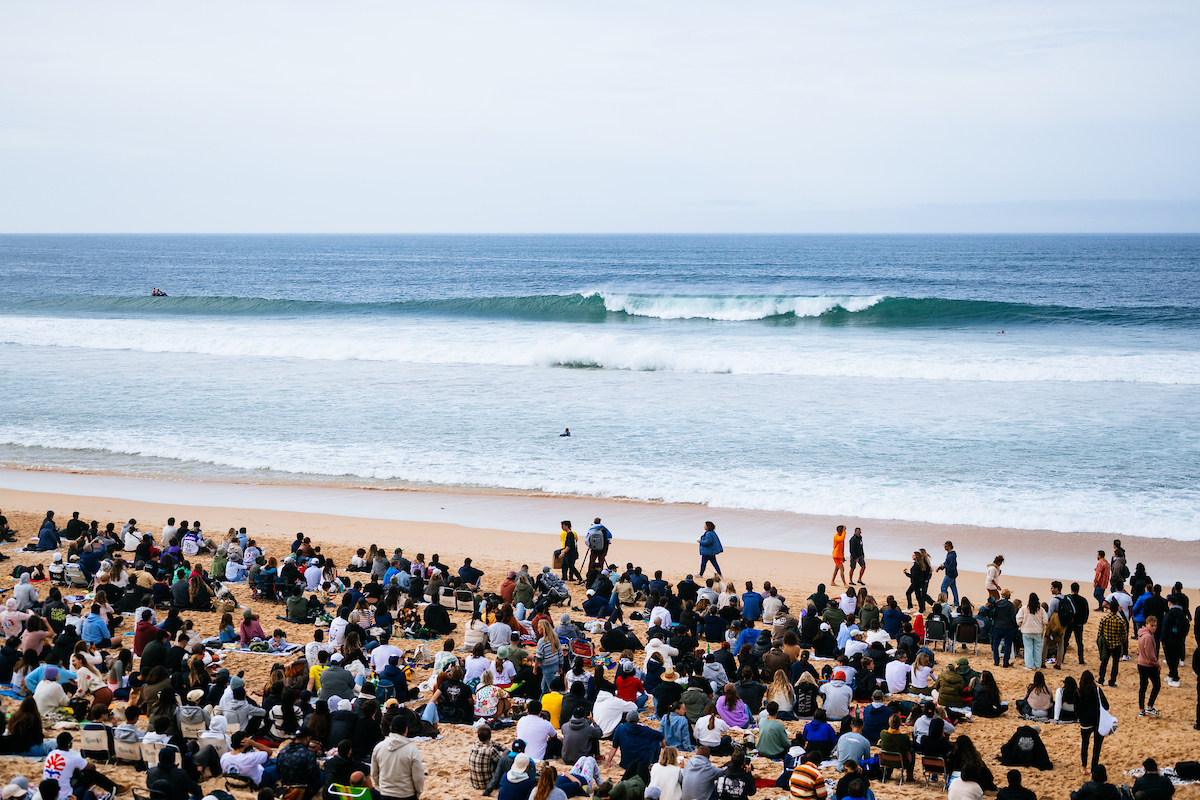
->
[936, 541, 959, 605]
[697, 521, 723, 579]
[81, 602, 123, 648]
[35, 511, 60, 551]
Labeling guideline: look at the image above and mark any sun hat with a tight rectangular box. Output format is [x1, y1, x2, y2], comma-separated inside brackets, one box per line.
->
[507, 753, 532, 782]
[187, 689, 205, 703]
[662, 669, 679, 681]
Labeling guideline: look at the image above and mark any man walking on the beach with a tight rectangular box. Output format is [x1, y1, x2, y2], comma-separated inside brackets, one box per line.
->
[848, 528, 866, 586]
[936, 541, 959, 605]
[831, 526, 847, 587]
[1093, 551, 1111, 611]
[585, 518, 611, 576]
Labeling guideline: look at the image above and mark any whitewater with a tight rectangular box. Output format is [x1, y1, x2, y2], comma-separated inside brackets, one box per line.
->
[1, 233, 1198, 540]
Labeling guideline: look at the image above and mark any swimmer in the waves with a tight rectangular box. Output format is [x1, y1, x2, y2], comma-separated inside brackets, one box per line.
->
[560, 428, 571, 437]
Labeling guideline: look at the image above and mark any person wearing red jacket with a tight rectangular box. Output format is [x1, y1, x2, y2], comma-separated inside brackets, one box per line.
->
[132, 610, 158, 656]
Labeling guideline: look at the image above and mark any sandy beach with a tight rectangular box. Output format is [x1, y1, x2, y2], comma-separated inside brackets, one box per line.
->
[2, 474, 1199, 800]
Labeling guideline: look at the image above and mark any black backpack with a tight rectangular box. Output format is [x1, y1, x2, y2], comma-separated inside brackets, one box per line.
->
[1056, 595, 1076, 630]
[1164, 609, 1190, 644]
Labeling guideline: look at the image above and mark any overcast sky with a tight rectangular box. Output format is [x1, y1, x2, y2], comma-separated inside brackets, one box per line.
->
[2, 1, 1197, 233]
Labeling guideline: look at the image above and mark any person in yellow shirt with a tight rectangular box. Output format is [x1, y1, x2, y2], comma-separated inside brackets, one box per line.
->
[831, 525, 847, 588]
[541, 676, 565, 728]
[308, 649, 330, 692]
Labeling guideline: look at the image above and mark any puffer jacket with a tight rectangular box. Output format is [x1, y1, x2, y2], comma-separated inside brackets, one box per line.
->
[37, 518, 59, 551]
[933, 666, 966, 708]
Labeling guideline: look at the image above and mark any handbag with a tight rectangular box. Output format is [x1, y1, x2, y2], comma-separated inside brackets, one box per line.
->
[1097, 689, 1117, 736]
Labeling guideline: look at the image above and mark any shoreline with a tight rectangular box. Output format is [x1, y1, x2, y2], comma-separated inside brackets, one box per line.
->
[3, 467, 1200, 587]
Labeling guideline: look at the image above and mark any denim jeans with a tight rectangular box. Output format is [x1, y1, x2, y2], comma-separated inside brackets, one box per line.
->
[992, 628, 1016, 666]
[940, 576, 959, 605]
[1022, 632, 1043, 669]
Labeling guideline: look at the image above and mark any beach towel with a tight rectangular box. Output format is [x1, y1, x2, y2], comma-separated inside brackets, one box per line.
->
[206, 642, 303, 656]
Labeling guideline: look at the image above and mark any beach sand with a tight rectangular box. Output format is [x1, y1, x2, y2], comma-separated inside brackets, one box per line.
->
[1, 479, 1198, 800]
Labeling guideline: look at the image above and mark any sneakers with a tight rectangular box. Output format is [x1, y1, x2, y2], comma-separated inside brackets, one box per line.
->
[1146, 708, 1160, 716]
[1140, 709, 1147, 716]
[1107, 681, 1117, 688]
[1121, 655, 1130, 661]
[1169, 679, 1181, 688]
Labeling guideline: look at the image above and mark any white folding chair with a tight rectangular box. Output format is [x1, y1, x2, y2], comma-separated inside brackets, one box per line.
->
[79, 726, 112, 762]
[140, 740, 171, 765]
[179, 717, 207, 740]
[113, 738, 143, 765]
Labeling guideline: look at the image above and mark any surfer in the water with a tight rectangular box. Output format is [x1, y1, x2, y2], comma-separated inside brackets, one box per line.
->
[560, 428, 571, 437]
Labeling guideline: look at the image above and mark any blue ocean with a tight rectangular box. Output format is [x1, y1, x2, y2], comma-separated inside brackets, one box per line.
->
[1, 234, 1198, 539]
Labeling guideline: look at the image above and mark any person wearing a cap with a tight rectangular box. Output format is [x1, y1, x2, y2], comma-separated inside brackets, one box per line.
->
[497, 752, 535, 800]
[275, 725, 321, 789]
[861, 689, 892, 744]
[610, 709, 664, 770]
[318, 652, 356, 702]
[818, 670, 853, 721]
[2, 785, 29, 800]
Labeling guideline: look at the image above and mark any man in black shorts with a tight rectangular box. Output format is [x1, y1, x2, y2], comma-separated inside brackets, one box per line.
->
[849, 528, 866, 586]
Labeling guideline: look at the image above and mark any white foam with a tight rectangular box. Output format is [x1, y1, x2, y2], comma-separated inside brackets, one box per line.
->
[595, 292, 885, 321]
[4, 315, 1200, 384]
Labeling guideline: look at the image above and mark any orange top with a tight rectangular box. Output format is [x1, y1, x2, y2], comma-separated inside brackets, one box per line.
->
[832, 530, 845, 559]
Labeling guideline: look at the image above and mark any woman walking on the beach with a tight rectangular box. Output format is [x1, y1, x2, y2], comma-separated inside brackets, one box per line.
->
[904, 552, 930, 612]
[698, 521, 724, 579]
[1076, 670, 1109, 774]
[986, 555, 1004, 600]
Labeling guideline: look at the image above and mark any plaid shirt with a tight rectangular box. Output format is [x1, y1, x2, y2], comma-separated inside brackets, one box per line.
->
[468, 741, 503, 790]
[1098, 612, 1128, 649]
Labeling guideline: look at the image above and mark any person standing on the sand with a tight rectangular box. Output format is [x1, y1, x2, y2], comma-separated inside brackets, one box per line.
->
[831, 525, 847, 588]
[698, 522, 723, 579]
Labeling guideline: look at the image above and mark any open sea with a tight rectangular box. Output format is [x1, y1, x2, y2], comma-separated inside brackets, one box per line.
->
[1, 234, 1198, 540]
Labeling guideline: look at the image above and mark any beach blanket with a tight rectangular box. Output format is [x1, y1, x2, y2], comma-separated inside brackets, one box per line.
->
[206, 642, 303, 656]
[1126, 768, 1200, 787]
[1, 688, 24, 700]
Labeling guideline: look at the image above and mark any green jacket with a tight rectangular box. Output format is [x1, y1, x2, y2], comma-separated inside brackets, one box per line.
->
[756, 717, 791, 758]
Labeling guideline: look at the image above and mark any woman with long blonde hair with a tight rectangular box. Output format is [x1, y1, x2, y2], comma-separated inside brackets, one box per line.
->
[649, 745, 684, 800]
[765, 669, 796, 719]
[535, 618, 561, 695]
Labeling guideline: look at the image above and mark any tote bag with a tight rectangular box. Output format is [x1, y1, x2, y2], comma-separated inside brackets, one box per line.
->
[1097, 689, 1117, 736]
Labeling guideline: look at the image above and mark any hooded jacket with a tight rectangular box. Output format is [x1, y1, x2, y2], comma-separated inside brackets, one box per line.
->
[370, 733, 425, 799]
[176, 704, 211, 728]
[37, 518, 59, 551]
[681, 753, 724, 800]
[13, 575, 39, 612]
[80, 613, 113, 645]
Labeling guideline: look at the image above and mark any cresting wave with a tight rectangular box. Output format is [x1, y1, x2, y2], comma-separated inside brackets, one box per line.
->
[6, 292, 1199, 326]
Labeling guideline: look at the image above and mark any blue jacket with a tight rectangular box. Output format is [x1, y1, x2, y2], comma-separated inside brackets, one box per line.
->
[660, 711, 694, 751]
[734, 625, 760, 654]
[741, 592, 763, 621]
[942, 551, 958, 579]
[698, 530, 723, 556]
[881, 607, 909, 639]
[81, 613, 113, 645]
[24, 664, 78, 694]
[1132, 590, 1152, 623]
[37, 519, 59, 551]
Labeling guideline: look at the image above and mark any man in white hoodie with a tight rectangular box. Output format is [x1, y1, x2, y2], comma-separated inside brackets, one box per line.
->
[371, 716, 425, 800]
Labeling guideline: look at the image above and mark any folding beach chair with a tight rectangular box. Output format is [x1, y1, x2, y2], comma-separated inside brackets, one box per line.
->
[112, 738, 143, 767]
[879, 750, 907, 786]
[921, 756, 948, 790]
[923, 617, 949, 652]
[454, 589, 475, 613]
[80, 724, 113, 763]
[951, 621, 979, 655]
[140, 740, 173, 766]
[204, 735, 230, 758]
[571, 638, 596, 668]
[179, 717, 207, 740]
[64, 564, 90, 588]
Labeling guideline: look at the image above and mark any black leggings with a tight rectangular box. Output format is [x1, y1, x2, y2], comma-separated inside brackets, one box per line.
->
[906, 582, 927, 612]
[1138, 665, 1161, 709]
[1081, 726, 1104, 769]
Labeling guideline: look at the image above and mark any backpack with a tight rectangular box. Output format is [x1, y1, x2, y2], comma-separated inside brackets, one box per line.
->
[1164, 609, 1190, 644]
[586, 528, 606, 551]
[1055, 596, 1075, 631]
[1120, 562, 1130, 580]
